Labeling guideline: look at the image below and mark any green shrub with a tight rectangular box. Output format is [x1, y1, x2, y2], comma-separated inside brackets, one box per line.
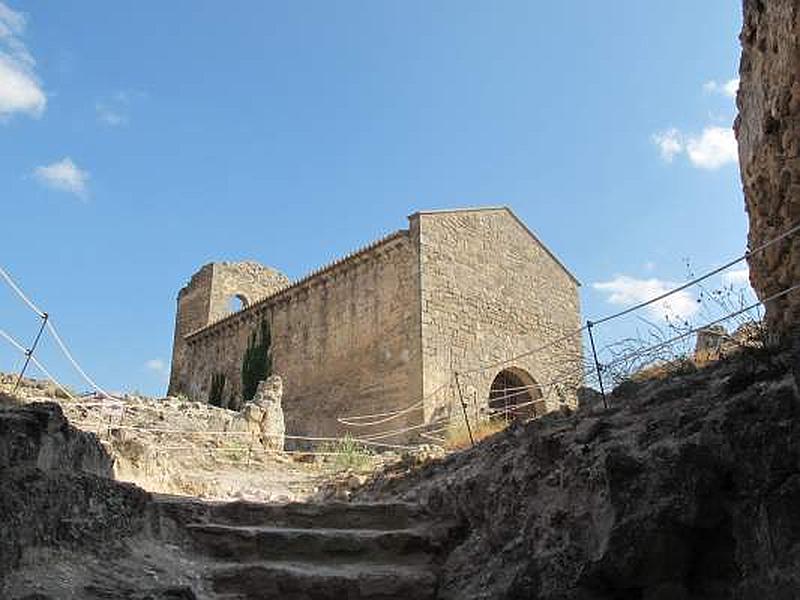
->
[241, 319, 272, 403]
[209, 372, 227, 407]
[320, 434, 374, 471]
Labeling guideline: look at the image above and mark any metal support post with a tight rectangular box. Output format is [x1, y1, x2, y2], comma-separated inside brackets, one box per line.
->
[454, 372, 475, 447]
[13, 312, 49, 394]
[586, 320, 608, 409]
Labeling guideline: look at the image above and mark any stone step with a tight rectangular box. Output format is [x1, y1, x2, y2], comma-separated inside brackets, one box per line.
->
[186, 523, 438, 562]
[154, 496, 427, 531]
[209, 560, 437, 600]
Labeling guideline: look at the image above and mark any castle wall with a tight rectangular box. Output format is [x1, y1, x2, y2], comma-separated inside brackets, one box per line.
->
[416, 209, 583, 426]
[181, 234, 423, 440]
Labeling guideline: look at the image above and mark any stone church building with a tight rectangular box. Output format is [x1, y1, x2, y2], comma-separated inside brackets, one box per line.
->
[168, 207, 581, 441]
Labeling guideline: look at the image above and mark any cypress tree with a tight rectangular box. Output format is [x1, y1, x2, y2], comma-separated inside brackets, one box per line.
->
[241, 319, 272, 403]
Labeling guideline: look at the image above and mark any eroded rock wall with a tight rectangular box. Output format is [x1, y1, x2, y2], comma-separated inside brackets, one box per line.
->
[355, 348, 800, 598]
[736, 0, 800, 333]
[0, 402, 112, 477]
[0, 402, 149, 576]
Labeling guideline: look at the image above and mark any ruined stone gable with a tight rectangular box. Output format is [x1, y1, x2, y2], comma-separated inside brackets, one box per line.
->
[168, 262, 289, 398]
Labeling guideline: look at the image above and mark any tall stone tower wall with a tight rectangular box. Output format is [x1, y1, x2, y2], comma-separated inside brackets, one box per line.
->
[168, 261, 289, 396]
[736, 0, 800, 333]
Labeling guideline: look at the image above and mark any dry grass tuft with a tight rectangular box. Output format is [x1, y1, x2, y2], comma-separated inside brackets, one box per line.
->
[445, 418, 509, 451]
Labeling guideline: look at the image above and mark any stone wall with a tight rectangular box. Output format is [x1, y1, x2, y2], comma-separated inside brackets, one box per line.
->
[169, 208, 582, 442]
[415, 209, 583, 423]
[736, 0, 800, 333]
[180, 233, 423, 440]
[168, 262, 289, 396]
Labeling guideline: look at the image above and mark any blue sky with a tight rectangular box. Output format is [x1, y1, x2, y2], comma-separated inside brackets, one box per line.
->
[1, 1, 747, 396]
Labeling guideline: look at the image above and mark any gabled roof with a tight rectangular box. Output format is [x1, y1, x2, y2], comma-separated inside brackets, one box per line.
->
[410, 206, 580, 286]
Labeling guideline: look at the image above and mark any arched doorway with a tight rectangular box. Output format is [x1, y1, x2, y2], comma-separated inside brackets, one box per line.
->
[488, 367, 542, 422]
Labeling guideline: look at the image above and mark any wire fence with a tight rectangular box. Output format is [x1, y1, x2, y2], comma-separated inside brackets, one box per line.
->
[2, 220, 798, 455]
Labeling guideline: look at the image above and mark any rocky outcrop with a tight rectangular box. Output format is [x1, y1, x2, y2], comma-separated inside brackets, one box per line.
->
[353, 346, 800, 598]
[736, 0, 800, 333]
[1, 378, 327, 503]
[0, 402, 112, 477]
[241, 376, 285, 451]
[0, 467, 150, 579]
[0, 403, 150, 577]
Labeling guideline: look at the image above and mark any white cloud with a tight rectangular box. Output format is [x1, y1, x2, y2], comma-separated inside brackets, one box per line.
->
[593, 275, 699, 320]
[703, 77, 739, 98]
[721, 267, 750, 286]
[33, 157, 89, 199]
[145, 359, 166, 372]
[95, 101, 127, 126]
[685, 126, 738, 169]
[95, 90, 146, 127]
[0, 2, 45, 120]
[652, 129, 683, 162]
[652, 126, 738, 170]
[0, 2, 24, 32]
[652, 76, 740, 170]
[145, 358, 169, 383]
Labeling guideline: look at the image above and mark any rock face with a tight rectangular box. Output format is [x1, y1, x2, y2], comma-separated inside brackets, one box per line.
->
[242, 375, 285, 451]
[354, 347, 800, 599]
[736, 0, 800, 333]
[0, 402, 112, 477]
[0, 403, 150, 577]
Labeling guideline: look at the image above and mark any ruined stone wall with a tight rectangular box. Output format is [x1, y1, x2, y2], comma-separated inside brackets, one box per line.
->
[416, 209, 582, 424]
[206, 262, 290, 325]
[736, 0, 800, 333]
[168, 265, 213, 396]
[182, 234, 423, 440]
[168, 262, 289, 396]
[170, 210, 581, 441]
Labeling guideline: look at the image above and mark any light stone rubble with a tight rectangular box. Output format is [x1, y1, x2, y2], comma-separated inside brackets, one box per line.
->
[241, 375, 286, 452]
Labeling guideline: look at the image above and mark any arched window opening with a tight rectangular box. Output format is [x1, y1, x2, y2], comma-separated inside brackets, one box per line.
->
[488, 368, 542, 422]
[227, 293, 250, 314]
